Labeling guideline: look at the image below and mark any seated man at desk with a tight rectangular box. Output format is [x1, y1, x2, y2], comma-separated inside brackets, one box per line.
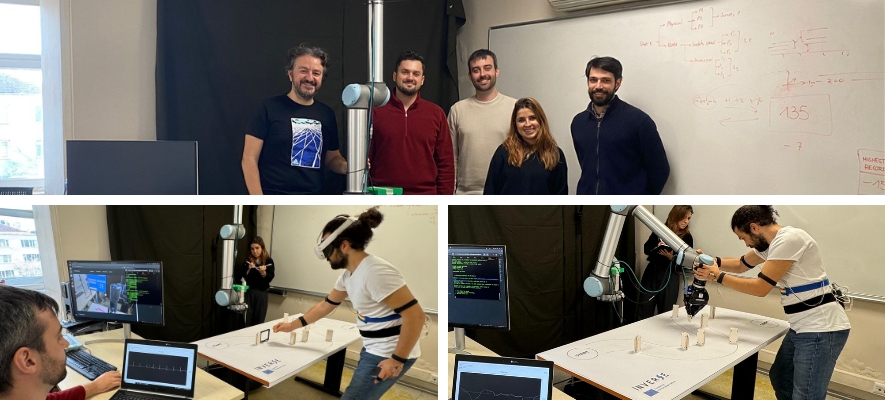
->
[0, 285, 121, 400]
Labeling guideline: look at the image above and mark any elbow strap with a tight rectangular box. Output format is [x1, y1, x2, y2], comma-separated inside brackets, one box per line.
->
[324, 296, 341, 306]
[758, 272, 778, 286]
[741, 255, 754, 268]
[393, 299, 418, 314]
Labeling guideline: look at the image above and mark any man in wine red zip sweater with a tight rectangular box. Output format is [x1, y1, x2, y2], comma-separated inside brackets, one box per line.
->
[0, 285, 120, 400]
[369, 51, 455, 195]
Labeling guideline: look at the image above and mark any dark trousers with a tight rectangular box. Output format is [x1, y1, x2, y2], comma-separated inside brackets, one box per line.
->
[637, 263, 685, 320]
[245, 289, 268, 327]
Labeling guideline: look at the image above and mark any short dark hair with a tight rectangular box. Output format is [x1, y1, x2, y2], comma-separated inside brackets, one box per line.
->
[467, 49, 498, 70]
[731, 206, 779, 233]
[584, 56, 623, 81]
[322, 207, 384, 251]
[286, 43, 330, 77]
[0, 285, 60, 395]
[393, 50, 426, 75]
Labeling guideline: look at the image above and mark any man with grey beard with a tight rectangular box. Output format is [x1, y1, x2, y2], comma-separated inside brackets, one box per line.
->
[0, 285, 121, 400]
[242, 43, 347, 195]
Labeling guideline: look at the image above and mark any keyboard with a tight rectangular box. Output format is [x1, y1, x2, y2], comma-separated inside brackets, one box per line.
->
[65, 349, 117, 380]
[109, 391, 165, 400]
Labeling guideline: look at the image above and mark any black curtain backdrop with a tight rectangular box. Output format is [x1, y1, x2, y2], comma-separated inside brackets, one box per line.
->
[106, 206, 257, 342]
[156, 0, 466, 195]
[448, 206, 637, 359]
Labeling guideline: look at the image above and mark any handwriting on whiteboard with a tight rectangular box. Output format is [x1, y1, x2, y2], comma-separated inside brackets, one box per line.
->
[768, 28, 849, 57]
[857, 149, 885, 195]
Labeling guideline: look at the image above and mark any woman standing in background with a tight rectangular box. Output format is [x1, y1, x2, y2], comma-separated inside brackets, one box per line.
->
[243, 236, 274, 326]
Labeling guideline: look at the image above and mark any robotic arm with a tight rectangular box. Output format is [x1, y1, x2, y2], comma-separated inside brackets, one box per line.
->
[583, 206, 714, 320]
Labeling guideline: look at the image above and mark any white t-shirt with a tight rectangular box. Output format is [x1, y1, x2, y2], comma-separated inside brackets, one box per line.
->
[754, 226, 850, 333]
[448, 94, 518, 195]
[333, 254, 421, 359]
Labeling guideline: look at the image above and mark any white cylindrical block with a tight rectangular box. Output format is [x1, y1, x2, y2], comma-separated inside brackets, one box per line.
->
[701, 314, 709, 328]
[729, 328, 739, 344]
[710, 306, 716, 319]
[697, 329, 706, 346]
[289, 332, 297, 345]
[681, 332, 689, 350]
[672, 304, 680, 318]
[284, 313, 289, 323]
[255, 332, 260, 345]
[634, 335, 642, 353]
[302, 330, 310, 342]
[326, 330, 333, 342]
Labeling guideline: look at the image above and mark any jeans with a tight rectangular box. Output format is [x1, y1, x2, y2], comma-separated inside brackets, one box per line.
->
[341, 348, 417, 400]
[769, 328, 849, 400]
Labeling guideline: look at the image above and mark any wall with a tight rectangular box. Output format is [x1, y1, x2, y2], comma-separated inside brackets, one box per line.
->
[50, 205, 110, 280]
[42, 0, 157, 193]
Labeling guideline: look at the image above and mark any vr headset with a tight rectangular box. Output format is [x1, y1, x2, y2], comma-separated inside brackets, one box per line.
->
[314, 216, 357, 260]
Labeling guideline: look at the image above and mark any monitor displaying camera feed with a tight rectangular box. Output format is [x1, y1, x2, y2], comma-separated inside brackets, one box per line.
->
[67, 260, 164, 325]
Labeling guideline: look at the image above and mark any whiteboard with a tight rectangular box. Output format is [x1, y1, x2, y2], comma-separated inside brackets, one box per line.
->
[490, 0, 884, 194]
[651, 205, 885, 298]
[269, 205, 438, 310]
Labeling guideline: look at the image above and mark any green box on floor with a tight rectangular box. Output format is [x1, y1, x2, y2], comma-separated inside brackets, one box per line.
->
[366, 186, 403, 195]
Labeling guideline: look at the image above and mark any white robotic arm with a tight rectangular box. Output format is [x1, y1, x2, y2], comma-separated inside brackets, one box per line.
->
[584, 206, 714, 319]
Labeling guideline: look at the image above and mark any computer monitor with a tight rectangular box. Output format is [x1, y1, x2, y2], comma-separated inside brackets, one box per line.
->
[67, 260, 164, 341]
[448, 244, 509, 354]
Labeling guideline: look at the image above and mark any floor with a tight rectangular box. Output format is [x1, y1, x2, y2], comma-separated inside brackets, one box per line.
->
[245, 360, 437, 400]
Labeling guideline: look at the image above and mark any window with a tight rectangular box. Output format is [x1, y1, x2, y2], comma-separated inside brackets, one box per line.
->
[0, 1, 43, 189]
[0, 206, 42, 290]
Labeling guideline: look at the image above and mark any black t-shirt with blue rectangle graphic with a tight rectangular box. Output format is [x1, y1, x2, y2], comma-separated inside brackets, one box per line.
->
[248, 95, 340, 194]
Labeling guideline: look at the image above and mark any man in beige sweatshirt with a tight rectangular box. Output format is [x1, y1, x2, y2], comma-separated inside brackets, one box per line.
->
[448, 49, 517, 194]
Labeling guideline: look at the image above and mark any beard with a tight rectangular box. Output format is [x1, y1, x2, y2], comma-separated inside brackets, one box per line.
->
[396, 80, 420, 96]
[294, 79, 318, 100]
[329, 250, 348, 270]
[749, 233, 770, 252]
[588, 88, 615, 107]
[40, 351, 67, 387]
[472, 74, 496, 92]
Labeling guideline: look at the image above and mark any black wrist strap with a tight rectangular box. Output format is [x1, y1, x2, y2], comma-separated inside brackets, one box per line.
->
[717, 272, 726, 284]
[324, 296, 341, 306]
[741, 255, 753, 268]
[393, 299, 418, 314]
[715, 257, 722, 268]
[391, 353, 408, 364]
[299, 316, 308, 328]
[758, 272, 777, 286]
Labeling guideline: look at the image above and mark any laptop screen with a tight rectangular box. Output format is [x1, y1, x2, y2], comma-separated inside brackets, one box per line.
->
[121, 339, 197, 398]
[453, 354, 553, 400]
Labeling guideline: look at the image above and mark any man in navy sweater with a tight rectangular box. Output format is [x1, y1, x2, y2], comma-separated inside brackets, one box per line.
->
[570, 57, 670, 195]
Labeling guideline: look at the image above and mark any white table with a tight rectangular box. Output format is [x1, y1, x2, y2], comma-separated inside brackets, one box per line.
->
[193, 316, 361, 398]
[537, 306, 789, 400]
[447, 331, 574, 399]
[58, 330, 243, 400]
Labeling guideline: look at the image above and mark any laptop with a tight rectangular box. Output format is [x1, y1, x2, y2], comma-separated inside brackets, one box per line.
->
[452, 354, 554, 400]
[110, 339, 198, 400]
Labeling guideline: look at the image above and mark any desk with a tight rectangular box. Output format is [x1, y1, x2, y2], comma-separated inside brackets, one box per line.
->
[193, 316, 361, 397]
[537, 307, 789, 400]
[57, 330, 243, 400]
[447, 331, 574, 399]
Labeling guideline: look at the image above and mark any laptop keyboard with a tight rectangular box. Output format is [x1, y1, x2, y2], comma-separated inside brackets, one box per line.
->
[110, 392, 165, 400]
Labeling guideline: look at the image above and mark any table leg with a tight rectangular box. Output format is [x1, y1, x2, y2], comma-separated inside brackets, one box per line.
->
[731, 352, 758, 400]
[294, 348, 346, 397]
[242, 372, 250, 400]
